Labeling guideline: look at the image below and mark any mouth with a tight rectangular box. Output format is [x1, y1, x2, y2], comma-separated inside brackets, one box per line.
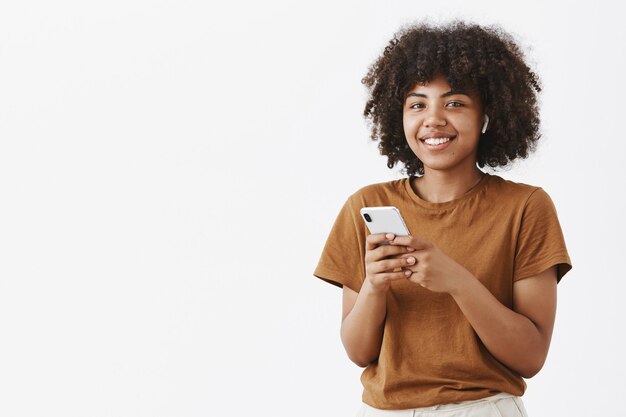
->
[420, 136, 456, 149]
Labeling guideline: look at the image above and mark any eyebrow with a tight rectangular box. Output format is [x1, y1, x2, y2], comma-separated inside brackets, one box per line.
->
[406, 90, 469, 99]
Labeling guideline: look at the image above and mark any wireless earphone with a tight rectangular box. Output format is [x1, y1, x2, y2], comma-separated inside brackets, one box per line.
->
[481, 114, 490, 134]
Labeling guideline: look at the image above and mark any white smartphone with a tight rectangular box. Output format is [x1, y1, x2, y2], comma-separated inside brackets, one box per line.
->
[360, 206, 411, 244]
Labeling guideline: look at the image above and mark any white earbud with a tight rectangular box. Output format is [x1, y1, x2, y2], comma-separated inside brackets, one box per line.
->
[481, 114, 490, 134]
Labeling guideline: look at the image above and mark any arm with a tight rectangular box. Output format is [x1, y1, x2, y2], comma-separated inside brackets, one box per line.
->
[340, 282, 386, 367]
[388, 234, 558, 379]
[340, 233, 416, 367]
[449, 266, 557, 378]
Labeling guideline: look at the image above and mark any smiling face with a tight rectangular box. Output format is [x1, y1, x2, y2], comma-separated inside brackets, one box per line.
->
[403, 73, 485, 177]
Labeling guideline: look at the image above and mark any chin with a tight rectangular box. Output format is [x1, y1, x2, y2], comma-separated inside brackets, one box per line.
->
[418, 158, 453, 171]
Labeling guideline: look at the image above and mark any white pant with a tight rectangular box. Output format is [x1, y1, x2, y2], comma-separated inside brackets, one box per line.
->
[357, 392, 528, 417]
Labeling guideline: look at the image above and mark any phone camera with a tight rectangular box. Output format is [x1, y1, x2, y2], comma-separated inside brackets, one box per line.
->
[363, 213, 372, 222]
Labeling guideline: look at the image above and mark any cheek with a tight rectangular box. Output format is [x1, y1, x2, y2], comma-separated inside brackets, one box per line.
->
[403, 117, 424, 157]
[405, 131, 422, 156]
[403, 114, 420, 138]
[402, 114, 409, 133]
[451, 114, 480, 135]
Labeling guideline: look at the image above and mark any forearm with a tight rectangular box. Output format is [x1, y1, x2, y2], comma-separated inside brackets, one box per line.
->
[450, 274, 546, 378]
[340, 280, 388, 367]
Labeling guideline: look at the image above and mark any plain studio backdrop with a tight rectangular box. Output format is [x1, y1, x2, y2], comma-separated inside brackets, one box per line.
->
[0, 1, 624, 416]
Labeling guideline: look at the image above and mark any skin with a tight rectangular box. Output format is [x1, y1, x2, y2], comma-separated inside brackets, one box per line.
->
[340, 74, 558, 378]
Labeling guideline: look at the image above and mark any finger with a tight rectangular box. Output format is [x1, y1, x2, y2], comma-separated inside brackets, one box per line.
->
[373, 243, 414, 260]
[407, 272, 426, 287]
[374, 269, 413, 283]
[366, 233, 396, 251]
[391, 234, 431, 250]
[385, 249, 419, 261]
[371, 256, 417, 274]
[366, 245, 412, 266]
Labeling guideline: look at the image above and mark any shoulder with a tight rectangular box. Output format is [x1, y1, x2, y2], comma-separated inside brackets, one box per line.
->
[484, 174, 550, 204]
[486, 174, 539, 195]
[347, 178, 408, 205]
[483, 175, 561, 223]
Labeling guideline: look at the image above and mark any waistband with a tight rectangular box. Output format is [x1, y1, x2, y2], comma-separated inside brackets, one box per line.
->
[362, 392, 517, 415]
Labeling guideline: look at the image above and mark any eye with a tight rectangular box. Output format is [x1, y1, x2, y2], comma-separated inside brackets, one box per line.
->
[409, 103, 425, 109]
[446, 101, 463, 108]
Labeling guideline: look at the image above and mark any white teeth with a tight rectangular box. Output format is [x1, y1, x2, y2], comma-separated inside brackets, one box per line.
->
[424, 137, 452, 145]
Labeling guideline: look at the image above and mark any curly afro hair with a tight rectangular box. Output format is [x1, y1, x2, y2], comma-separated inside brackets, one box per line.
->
[362, 19, 542, 176]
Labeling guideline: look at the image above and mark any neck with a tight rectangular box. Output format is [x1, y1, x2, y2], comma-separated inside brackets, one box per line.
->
[413, 166, 485, 203]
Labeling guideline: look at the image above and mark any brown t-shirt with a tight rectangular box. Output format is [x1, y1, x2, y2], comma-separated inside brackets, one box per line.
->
[313, 173, 572, 409]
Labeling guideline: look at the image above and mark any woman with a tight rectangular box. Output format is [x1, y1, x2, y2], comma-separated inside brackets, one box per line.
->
[313, 20, 572, 417]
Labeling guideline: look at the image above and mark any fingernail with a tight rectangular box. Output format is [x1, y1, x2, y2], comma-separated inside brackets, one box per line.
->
[407, 257, 415, 264]
[386, 233, 395, 240]
[405, 270, 412, 276]
[407, 247, 415, 252]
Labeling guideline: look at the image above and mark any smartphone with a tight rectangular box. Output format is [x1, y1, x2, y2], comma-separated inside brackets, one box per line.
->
[360, 206, 411, 244]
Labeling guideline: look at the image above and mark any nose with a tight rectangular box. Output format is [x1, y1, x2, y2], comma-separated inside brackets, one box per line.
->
[423, 107, 447, 127]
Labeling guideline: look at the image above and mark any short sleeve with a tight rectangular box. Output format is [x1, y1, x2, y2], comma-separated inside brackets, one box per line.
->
[313, 195, 367, 293]
[514, 188, 572, 283]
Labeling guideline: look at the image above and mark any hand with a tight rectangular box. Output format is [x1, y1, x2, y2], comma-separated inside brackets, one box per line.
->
[388, 235, 474, 294]
[364, 233, 417, 293]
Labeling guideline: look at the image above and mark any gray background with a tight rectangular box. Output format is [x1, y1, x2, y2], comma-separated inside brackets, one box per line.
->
[0, 1, 623, 416]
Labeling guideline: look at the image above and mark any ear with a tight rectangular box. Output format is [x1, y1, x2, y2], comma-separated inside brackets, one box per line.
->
[481, 114, 490, 134]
